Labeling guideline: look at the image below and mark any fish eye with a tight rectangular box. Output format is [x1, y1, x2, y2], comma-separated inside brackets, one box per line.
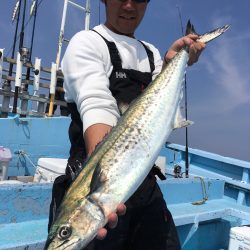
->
[58, 225, 72, 240]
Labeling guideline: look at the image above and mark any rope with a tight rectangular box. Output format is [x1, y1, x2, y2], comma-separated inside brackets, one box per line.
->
[15, 150, 37, 169]
[192, 176, 208, 205]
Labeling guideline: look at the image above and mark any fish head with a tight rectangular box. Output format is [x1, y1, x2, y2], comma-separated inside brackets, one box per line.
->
[45, 200, 105, 249]
[44, 222, 82, 249]
[45, 221, 97, 249]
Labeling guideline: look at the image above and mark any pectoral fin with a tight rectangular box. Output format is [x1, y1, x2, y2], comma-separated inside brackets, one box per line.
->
[173, 107, 194, 129]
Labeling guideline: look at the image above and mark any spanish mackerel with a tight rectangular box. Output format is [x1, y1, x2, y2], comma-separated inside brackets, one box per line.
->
[45, 22, 229, 249]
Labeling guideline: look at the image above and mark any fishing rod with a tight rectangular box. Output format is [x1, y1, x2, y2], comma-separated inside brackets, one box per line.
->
[0, 1, 22, 118]
[12, 0, 28, 114]
[99, 0, 101, 24]
[176, 5, 189, 178]
[25, 0, 38, 86]
[20, 0, 38, 117]
[8, 1, 21, 84]
[5, 0, 45, 58]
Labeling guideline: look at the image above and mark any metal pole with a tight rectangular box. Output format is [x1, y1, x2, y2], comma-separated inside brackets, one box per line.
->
[85, 0, 91, 30]
[56, 0, 69, 67]
[48, 0, 69, 116]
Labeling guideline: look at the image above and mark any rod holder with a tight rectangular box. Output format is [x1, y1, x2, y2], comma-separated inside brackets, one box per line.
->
[37, 94, 46, 114]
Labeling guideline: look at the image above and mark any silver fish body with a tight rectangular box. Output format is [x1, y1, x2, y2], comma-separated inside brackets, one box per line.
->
[45, 23, 229, 250]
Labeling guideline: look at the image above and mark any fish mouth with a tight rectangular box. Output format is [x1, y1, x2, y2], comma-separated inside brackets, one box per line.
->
[44, 238, 68, 249]
[44, 237, 80, 250]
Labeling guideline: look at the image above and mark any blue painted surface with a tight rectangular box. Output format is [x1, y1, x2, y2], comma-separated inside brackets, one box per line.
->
[178, 219, 233, 250]
[0, 116, 71, 176]
[0, 183, 52, 224]
[159, 178, 224, 205]
[0, 178, 250, 249]
[165, 143, 250, 207]
[0, 219, 48, 250]
[0, 183, 51, 249]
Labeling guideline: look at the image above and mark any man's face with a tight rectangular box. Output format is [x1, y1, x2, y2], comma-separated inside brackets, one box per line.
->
[104, 0, 148, 37]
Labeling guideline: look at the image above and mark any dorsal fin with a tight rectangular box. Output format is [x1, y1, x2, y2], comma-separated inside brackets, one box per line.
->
[185, 20, 199, 35]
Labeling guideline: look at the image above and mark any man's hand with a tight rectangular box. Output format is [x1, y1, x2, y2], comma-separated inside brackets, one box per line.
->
[164, 34, 206, 66]
[96, 203, 127, 240]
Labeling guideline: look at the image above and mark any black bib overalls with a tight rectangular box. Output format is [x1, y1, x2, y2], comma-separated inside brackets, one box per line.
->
[48, 31, 181, 250]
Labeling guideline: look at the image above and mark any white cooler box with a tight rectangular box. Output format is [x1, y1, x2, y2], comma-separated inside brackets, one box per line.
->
[34, 158, 68, 183]
[228, 226, 250, 250]
[0, 146, 12, 181]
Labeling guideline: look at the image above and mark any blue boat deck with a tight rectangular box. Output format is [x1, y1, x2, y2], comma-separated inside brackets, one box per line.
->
[0, 183, 52, 250]
[1, 178, 250, 250]
[0, 219, 48, 250]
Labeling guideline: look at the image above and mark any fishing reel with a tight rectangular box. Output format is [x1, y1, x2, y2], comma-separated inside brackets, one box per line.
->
[19, 47, 30, 64]
[173, 164, 182, 178]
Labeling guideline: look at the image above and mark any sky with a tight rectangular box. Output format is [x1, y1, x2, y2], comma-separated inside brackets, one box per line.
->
[0, 0, 249, 162]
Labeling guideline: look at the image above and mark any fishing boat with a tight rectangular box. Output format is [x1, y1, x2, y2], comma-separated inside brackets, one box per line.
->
[0, 1, 249, 249]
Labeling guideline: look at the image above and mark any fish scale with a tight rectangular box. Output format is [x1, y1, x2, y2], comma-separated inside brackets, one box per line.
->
[45, 22, 230, 250]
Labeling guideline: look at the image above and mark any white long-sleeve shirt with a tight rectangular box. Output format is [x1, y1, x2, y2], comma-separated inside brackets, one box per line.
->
[62, 24, 163, 133]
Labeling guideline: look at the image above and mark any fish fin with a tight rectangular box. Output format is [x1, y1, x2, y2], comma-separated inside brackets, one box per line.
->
[89, 163, 108, 194]
[185, 19, 230, 44]
[185, 19, 199, 36]
[118, 101, 130, 115]
[174, 119, 194, 129]
[173, 107, 194, 129]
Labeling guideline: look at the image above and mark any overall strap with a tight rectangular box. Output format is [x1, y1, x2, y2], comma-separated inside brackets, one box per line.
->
[91, 29, 122, 69]
[92, 30, 155, 73]
[138, 41, 155, 73]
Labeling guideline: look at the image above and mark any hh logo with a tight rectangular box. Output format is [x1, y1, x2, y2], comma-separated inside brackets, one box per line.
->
[116, 72, 127, 79]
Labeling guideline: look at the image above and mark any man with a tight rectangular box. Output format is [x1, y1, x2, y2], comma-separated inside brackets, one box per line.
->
[48, 0, 205, 249]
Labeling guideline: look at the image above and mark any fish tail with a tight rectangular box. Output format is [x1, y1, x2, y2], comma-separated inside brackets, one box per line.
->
[185, 20, 230, 44]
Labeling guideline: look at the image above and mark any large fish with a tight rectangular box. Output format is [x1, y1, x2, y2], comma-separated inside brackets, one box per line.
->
[45, 21, 229, 249]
